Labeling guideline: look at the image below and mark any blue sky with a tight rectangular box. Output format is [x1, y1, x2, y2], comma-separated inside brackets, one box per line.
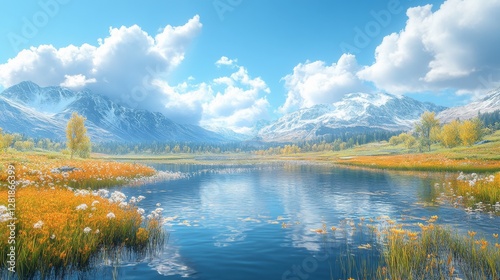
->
[1, 0, 499, 133]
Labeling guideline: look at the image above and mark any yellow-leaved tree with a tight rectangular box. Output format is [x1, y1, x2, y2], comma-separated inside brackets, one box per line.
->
[415, 111, 440, 152]
[66, 112, 91, 158]
[459, 118, 483, 146]
[441, 120, 461, 148]
[0, 128, 14, 152]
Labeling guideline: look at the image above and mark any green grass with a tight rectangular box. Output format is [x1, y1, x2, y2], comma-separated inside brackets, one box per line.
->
[321, 217, 500, 280]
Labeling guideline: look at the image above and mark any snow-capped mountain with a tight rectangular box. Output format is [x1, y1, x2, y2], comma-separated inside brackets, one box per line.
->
[437, 87, 500, 123]
[258, 92, 446, 142]
[201, 124, 250, 141]
[0, 81, 226, 143]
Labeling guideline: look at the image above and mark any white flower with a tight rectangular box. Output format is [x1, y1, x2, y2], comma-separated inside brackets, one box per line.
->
[0, 213, 11, 222]
[0, 205, 7, 214]
[109, 191, 127, 203]
[156, 203, 161, 207]
[118, 202, 128, 209]
[74, 189, 90, 197]
[97, 189, 110, 198]
[83, 227, 92, 234]
[106, 212, 116, 219]
[50, 234, 56, 240]
[95, 229, 100, 234]
[129, 196, 137, 204]
[137, 195, 146, 202]
[75, 203, 88, 211]
[137, 208, 145, 215]
[91, 200, 100, 206]
[33, 220, 44, 229]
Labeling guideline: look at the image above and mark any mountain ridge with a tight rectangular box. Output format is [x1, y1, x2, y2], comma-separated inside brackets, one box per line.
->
[0, 81, 226, 143]
[2, 81, 498, 144]
[437, 87, 500, 123]
[257, 92, 447, 142]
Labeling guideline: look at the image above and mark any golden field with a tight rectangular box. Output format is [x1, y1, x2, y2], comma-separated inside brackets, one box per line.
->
[336, 153, 500, 172]
[0, 152, 164, 278]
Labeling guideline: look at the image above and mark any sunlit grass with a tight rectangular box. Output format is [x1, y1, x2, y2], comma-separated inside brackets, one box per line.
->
[380, 219, 500, 280]
[335, 153, 500, 173]
[0, 153, 165, 278]
[0, 153, 156, 189]
[255, 130, 500, 173]
[302, 216, 500, 279]
[0, 187, 165, 278]
[440, 172, 500, 214]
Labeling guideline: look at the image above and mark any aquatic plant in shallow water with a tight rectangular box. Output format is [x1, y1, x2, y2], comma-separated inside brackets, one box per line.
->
[437, 171, 500, 214]
[280, 215, 500, 279]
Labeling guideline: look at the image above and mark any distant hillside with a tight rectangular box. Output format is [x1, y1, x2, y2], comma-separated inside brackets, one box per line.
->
[437, 87, 500, 123]
[257, 92, 446, 142]
[0, 81, 226, 143]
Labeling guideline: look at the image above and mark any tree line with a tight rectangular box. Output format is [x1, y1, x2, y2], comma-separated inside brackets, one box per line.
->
[1, 110, 498, 156]
[390, 111, 487, 152]
[0, 112, 90, 158]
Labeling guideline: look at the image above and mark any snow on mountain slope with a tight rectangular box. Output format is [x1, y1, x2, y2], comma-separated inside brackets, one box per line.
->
[258, 92, 446, 142]
[0, 81, 226, 143]
[437, 88, 500, 123]
[0, 95, 115, 141]
[1, 81, 78, 115]
[201, 124, 250, 141]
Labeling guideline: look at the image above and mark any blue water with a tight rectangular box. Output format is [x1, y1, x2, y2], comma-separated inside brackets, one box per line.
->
[96, 163, 500, 279]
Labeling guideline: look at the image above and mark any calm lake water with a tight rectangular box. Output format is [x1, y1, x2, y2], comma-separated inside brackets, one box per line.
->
[95, 162, 499, 279]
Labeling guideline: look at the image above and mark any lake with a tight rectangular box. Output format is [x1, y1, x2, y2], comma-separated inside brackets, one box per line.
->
[94, 162, 499, 279]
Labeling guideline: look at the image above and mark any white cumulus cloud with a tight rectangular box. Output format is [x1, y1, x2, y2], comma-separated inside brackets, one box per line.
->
[60, 74, 96, 88]
[215, 56, 237, 67]
[0, 15, 203, 114]
[358, 0, 500, 97]
[155, 63, 271, 134]
[279, 53, 369, 113]
[0, 20, 271, 133]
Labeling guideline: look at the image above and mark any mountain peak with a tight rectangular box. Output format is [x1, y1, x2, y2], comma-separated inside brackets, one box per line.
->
[338, 92, 395, 108]
[0, 81, 226, 143]
[438, 87, 500, 123]
[258, 92, 445, 142]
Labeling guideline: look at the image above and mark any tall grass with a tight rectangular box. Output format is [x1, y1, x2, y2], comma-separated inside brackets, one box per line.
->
[380, 220, 500, 279]
[0, 187, 166, 279]
[336, 154, 500, 173]
[0, 154, 166, 279]
[309, 216, 500, 279]
[0, 154, 156, 190]
[436, 172, 500, 214]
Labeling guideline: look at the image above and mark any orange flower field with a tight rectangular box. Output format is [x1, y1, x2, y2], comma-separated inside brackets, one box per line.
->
[0, 153, 156, 189]
[336, 153, 500, 172]
[0, 153, 164, 278]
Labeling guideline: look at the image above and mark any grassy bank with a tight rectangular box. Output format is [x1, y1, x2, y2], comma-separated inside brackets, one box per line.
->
[0, 152, 156, 189]
[0, 152, 165, 278]
[275, 130, 500, 173]
[334, 153, 500, 172]
[95, 131, 500, 173]
[379, 219, 500, 279]
[317, 216, 500, 279]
